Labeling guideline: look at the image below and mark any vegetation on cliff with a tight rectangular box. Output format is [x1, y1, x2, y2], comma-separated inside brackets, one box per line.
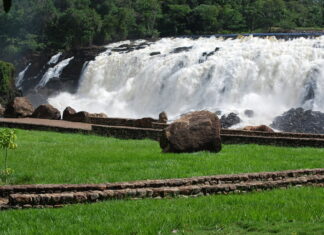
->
[0, 0, 323, 62]
[0, 60, 19, 105]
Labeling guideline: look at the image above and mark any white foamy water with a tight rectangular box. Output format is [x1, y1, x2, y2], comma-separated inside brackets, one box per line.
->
[47, 52, 62, 65]
[48, 36, 324, 126]
[37, 56, 74, 88]
[16, 63, 31, 88]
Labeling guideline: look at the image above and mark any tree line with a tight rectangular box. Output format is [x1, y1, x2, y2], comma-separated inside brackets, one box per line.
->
[0, 0, 323, 62]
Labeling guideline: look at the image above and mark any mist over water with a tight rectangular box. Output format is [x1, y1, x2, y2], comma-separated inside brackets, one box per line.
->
[48, 36, 324, 126]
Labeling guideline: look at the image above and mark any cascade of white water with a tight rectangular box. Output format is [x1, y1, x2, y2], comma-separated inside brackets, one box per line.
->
[48, 36, 324, 126]
[16, 63, 31, 88]
[37, 57, 74, 88]
[47, 52, 62, 65]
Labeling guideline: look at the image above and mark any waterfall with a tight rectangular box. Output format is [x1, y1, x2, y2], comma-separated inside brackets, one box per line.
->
[47, 52, 62, 65]
[37, 57, 74, 88]
[48, 36, 324, 126]
[16, 63, 31, 88]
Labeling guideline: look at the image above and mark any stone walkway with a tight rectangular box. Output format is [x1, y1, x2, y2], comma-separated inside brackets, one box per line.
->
[1, 168, 323, 210]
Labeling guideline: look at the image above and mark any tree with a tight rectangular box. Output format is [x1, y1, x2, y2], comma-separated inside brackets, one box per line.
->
[189, 4, 221, 34]
[2, 0, 11, 13]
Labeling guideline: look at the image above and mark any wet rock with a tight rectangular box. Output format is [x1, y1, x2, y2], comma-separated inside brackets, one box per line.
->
[160, 110, 222, 153]
[63, 106, 107, 122]
[221, 113, 241, 128]
[63, 106, 76, 121]
[159, 112, 168, 123]
[244, 110, 254, 118]
[31, 104, 61, 120]
[243, 125, 274, 132]
[271, 107, 324, 134]
[171, 46, 193, 54]
[150, 52, 161, 56]
[4, 97, 34, 118]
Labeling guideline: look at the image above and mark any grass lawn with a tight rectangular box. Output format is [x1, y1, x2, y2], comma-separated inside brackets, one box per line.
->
[0, 187, 323, 234]
[0, 128, 323, 234]
[0, 129, 323, 185]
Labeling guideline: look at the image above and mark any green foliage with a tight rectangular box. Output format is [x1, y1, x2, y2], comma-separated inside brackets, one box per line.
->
[0, 128, 17, 183]
[0, 60, 17, 105]
[0, 0, 323, 61]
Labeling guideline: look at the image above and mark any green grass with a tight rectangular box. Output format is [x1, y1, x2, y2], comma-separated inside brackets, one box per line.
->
[0, 129, 323, 234]
[0, 187, 323, 234]
[1, 129, 323, 185]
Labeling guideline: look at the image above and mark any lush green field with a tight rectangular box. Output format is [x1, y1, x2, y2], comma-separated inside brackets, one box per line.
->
[0, 187, 323, 234]
[0, 129, 323, 234]
[0, 129, 323, 185]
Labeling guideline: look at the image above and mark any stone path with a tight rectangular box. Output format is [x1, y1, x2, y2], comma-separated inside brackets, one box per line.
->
[1, 168, 323, 210]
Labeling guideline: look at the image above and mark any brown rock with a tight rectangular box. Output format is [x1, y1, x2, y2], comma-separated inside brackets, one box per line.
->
[62, 106, 76, 121]
[4, 97, 34, 118]
[31, 104, 61, 120]
[243, 125, 274, 133]
[63, 106, 107, 122]
[159, 112, 168, 123]
[160, 110, 222, 153]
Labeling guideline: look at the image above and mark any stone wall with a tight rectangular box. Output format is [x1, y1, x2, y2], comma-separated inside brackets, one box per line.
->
[89, 117, 159, 128]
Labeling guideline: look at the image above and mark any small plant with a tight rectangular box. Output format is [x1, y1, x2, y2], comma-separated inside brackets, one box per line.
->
[0, 129, 17, 183]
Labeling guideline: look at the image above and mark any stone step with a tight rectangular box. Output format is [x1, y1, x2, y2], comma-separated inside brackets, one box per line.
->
[7, 175, 324, 208]
[1, 168, 323, 197]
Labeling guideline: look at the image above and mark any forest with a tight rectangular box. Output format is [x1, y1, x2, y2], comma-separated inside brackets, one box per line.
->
[0, 0, 323, 63]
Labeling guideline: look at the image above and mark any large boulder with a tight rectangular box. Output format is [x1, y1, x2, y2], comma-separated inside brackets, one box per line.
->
[160, 111, 222, 153]
[271, 108, 324, 134]
[63, 106, 76, 121]
[31, 104, 61, 120]
[221, 112, 241, 128]
[243, 125, 274, 133]
[4, 97, 34, 118]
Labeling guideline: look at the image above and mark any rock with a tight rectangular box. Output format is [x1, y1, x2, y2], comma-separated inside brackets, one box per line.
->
[160, 110, 222, 153]
[4, 97, 34, 118]
[159, 112, 168, 123]
[243, 125, 274, 133]
[215, 110, 222, 116]
[63, 106, 76, 121]
[271, 108, 324, 134]
[63, 106, 107, 122]
[221, 113, 241, 128]
[150, 52, 161, 56]
[244, 110, 254, 118]
[31, 104, 61, 120]
[171, 46, 193, 54]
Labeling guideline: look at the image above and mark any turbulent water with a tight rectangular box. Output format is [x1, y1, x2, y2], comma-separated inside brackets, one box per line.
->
[37, 56, 74, 88]
[16, 63, 31, 88]
[48, 36, 324, 126]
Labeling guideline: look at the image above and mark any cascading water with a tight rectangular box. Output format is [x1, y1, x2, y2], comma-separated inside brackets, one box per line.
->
[47, 52, 62, 65]
[37, 56, 74, 88]
[16, 63, 31, 88]
[48, 36, 324, 126]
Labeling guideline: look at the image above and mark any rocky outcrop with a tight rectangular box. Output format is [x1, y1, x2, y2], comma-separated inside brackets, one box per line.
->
[31, 104, 61, 120]
[4, 97, 34, 118]
[160, 111, 221, 153]
[221, 113, 241, 128]
[271, 108, 324, 134]
[243, 125, 274, 133]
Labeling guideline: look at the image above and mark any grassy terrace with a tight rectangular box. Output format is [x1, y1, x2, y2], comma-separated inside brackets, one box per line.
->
[0, 129, 323, 234]
[2, 129, 324, 185]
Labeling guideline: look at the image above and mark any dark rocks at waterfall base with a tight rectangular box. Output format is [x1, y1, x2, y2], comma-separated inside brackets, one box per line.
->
[221, 113, 241, 129]
[171, 46, 193, 54]
[150, 52, 161, 56]
[31, 104, 61, 120]
[244, 110, 254, 118]
[4, 97, 34, 118]
[271, 108, 324, 134]
[158, 112, 168, 123]
[160, 111, 222, 153]
[62, 106, 107, 123]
